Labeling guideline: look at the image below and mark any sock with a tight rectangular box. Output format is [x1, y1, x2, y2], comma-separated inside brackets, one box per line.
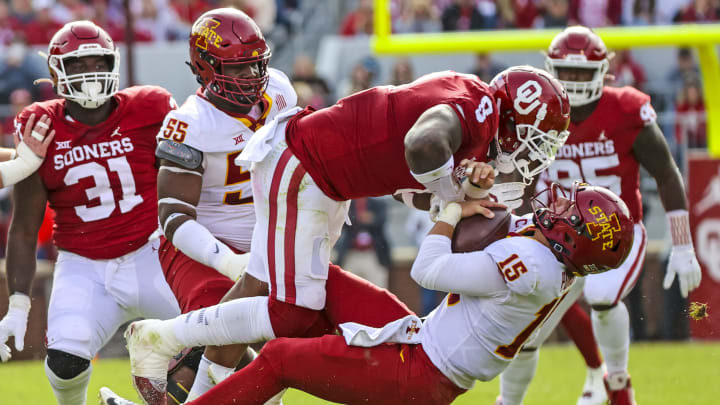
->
[591, 303, 630, 375]
[186, 355, 226, 401]
[45, 359, 92, 405]
[583, 363, 607, 392]
[499, 349, 539, 405]
[561, 302, 603, 369]
[173, 296, 275, 347]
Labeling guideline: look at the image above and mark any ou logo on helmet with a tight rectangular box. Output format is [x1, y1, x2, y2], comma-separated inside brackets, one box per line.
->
[513, 80, 547, 121]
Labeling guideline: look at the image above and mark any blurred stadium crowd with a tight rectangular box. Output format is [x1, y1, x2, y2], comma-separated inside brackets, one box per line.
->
[0, 0, 713, 334]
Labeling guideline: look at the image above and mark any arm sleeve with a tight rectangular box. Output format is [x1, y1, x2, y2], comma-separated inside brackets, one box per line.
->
[411, 234, 508, 296]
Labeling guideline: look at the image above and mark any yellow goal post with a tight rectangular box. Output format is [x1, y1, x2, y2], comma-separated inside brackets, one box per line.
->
[371, 0, 720, 156]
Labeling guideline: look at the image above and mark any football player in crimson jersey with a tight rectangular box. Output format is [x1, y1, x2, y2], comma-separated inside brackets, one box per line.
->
[0, 21, 181, 405]
[495, 26, 703, 405]
[99, 181, 635, 405]
[119, 64, 571, 404]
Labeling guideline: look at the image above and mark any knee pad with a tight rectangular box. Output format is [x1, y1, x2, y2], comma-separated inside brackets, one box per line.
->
[46, 349, 90, 380]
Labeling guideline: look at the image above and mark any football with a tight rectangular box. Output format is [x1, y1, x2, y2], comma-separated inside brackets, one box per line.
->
[451, 207, 512, 253]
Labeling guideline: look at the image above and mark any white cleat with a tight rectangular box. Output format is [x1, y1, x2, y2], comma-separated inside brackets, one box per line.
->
[125, 319, 184, 405]
[576, 364, 608, 405]
[99, 387, 141, 405]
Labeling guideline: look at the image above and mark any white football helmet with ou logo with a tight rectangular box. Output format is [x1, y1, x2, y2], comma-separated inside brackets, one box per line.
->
[545, 26, 610, 107]
[47, 21, 120, 109]
[489, 66, 571, 183]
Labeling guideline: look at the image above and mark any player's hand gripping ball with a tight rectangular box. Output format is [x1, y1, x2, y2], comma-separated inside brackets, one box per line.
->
[451, 207, 512, 252]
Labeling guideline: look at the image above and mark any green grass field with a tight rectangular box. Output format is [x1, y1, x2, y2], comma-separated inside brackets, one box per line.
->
[1, 342, 718, 404]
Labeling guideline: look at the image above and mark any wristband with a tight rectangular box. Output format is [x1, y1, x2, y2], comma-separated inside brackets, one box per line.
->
[411, 156, 463, 202]
[436, 202, 462, 227]
[0, 143, 43, 187]
[462, 177, 490, 199]
[667, 209, 692, 247]
[8, 293, 31, 313]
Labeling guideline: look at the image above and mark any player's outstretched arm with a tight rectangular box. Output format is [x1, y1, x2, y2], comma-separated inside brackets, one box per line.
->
[405, 104, 464, 202]
[0, 173, 48, 361]
[157, 143, 248, 281]
[633, 122, 701, 297]
[410, 200, 509, 296]
[0, 114, 54, 188]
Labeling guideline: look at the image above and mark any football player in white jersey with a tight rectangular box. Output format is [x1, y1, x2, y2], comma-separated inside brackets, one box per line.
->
[99, 181, 635, 405]
[151, 7, 296, 404]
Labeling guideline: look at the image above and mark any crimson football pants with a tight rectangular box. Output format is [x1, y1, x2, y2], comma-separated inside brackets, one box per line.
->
[188, 335, 465, 405]
[158, 236, 238, 313]
[561, 302, 603, 369]
[268, 263, 416, 338]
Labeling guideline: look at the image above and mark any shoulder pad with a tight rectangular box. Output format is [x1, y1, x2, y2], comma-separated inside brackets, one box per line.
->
[156, 140, 203, 170]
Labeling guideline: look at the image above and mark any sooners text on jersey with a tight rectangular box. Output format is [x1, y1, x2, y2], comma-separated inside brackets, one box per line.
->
[285, 71, 499, 201]
[15, 86, 175, 259]
[540, 86, 655, 222]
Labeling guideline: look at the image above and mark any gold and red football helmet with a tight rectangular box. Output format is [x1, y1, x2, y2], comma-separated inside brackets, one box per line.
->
[188, 8, 271, 108]
[532, 181, 634, 276]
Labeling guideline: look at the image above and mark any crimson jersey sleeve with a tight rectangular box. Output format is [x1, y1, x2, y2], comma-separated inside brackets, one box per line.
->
[116, 85, 177, 128]
[285, 71, 498, 201]
[446, 81, 498, 166]
[617, 86, 655, 130]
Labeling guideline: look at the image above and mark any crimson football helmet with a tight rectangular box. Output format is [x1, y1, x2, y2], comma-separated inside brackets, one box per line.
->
[188, 8, 271, 108]
[47, 21, 120, 109]
[532, 181, 634, 276]
[545, 26, 610, 107]
[489, 65, 570, 183]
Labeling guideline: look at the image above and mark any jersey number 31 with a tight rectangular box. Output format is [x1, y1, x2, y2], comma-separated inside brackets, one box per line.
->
[64, 156, 143, 222]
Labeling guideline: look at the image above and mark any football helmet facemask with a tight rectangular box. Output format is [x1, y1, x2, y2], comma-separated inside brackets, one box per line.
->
[47, 21, 120, 109]
[189, 8, 271, 108]
[532, 181, 634, 277]
[545, 26, 610, 107]
[490, 65, 570, 184]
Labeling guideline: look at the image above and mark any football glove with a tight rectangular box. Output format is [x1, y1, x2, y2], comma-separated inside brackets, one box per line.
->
[0, 293, 31, 362]
[663, 210, 702, 298]
[663, 245, 702, 298]
[490, 182, 526, 211]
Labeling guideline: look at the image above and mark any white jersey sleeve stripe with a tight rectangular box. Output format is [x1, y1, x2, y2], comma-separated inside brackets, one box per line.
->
[158, 197, 196, 209]
[159, 165, 202, 176]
